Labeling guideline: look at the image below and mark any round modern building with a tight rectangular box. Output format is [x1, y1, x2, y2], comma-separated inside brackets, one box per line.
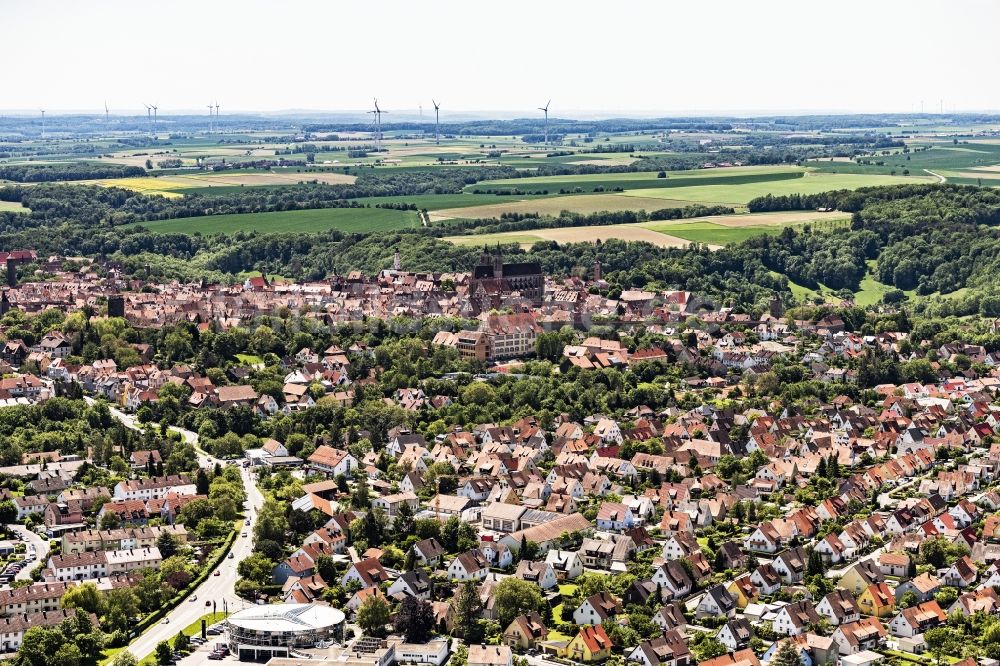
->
[225, 603, 346, 660]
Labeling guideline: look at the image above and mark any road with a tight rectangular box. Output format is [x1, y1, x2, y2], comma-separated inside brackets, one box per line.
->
[90, 397, 264, 660]
[7, 525, 49, 581]
[84, 397, 214, 467]
[127, 463, 264, 661]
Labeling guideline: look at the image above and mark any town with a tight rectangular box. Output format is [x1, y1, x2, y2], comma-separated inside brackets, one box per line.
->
[0, 240, 996, 666]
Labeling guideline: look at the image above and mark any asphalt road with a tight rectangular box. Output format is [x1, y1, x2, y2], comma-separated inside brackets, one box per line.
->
[89, 397, 263, 661]
[127, 464, 263, 661]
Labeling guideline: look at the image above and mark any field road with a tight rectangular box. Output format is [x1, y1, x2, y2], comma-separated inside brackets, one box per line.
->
[925, 170, 947, 183]
[85, 397, 264, 660]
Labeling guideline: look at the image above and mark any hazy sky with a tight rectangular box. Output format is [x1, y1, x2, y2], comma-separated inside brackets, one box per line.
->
[6, 0, 998, 115]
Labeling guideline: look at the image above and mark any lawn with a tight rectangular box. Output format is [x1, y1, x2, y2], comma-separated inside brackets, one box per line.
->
[122, 207, 420, 235]
[181, 611, 227, 637]
[234, 354, 264, 366]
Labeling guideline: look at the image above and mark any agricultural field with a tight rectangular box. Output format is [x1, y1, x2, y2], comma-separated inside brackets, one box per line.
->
[429, 193, 690, 222]
[445, 210, 848, 249]
[79, 170, 357, 197]
[621, 171, 933, 206]
[123, 206, 419, 235]
[808, 140, 1000, 181]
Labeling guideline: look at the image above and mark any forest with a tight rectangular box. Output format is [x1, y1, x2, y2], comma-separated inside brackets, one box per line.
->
[0, 163, 146, 182]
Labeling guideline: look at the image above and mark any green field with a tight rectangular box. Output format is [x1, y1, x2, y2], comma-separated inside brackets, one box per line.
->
[124, 206, 420, 234]
[0, 201, 28, 213]
[642, 220, 787, 244]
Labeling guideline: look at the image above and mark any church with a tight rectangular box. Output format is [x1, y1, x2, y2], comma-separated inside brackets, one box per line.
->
[469, 246, 544, 308]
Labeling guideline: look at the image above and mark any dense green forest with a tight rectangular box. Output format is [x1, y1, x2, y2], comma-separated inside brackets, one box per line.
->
[0, 163, 146, 182]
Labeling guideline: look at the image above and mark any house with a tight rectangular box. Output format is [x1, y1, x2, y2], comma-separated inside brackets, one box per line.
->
[627, 631, 691, 666]
[504, 612, 547, 650]
[832, 618, 888, 656]
[482, 503, 528, 533]
[773, 546, 808, 584]
[857, 582, 895, 618]
[514, 560, 558, 590]
[718, 617, 754, 652]
[574, 591, 621, 626]
[412, 538, 446, 568]
[387, 570, 432, 601]
[889, 600, 946, 638]
[894, 572, 941, 603]
[653, 602, 688, 633]
[371, 492, 419, 522]
[774, 600, 822, 636]
[698, 649, 760, 666]
[750, 563, 782, 595]
[651, 561, 693, 600]
[596, 502, 637, 531]
[565, 625, 613, 663]
[943, 555, 977, 588]
[307, 446, 358, 477]
[878, 551, 910, 578]
[468, 645, 512, 666]
[839, 561, 883, 596]
[448, 550, 490, 581]
[340, 557, 389, 589]
[696, 584, 737, 618]
[545, 550, 584, 581]
[816, 589, 860, 626]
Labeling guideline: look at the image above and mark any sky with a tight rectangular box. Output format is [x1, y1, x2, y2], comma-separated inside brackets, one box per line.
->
[5, 0, 999, 116]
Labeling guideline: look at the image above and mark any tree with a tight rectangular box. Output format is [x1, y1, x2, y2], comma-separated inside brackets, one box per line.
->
[61, 582, 103, 614]
[111, 652, 137, 666]
[173, 631, 190, 653]
[315, 554, 337, 583]
[351, 475, 371, 509]
[924, 627, 954, 666]
[806, 549, 825, 577]
[493, 577, 544, 629]
[196, 468, 210, 496]
[0, 499, 16, 525]
[237, 553, 275, 585]
[393, 595, 434, 642]
[453, 580, 483, 640]
[155, 641, 173, 666]
[356, 595, 390, 637]
[156, 531, 178, 558]
[394, 499, 415, 538]
[770, 640, 802, 666]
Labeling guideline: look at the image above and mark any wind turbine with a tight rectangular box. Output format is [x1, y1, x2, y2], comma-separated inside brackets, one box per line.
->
[151, 104, 158, 136]
[215, 100, 220, 120]
[144, 104, 153, 137]
[369, 99, 388, 152]
[104, 101, 109, 124]
[207, 103, 214, 134]
[538, 100, 551, 145]
[432, 100, 441, 145]
[39, 109, 45, 139]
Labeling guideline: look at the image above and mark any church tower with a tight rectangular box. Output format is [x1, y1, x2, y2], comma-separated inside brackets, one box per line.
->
[593, 259, 603, 282]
